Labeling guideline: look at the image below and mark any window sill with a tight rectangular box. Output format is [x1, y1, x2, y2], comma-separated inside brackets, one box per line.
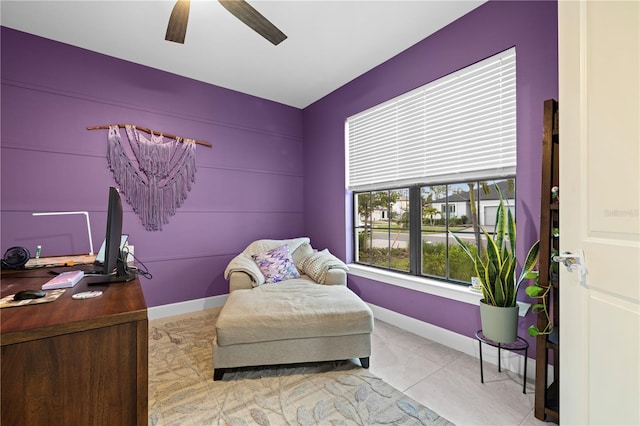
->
[347, 264, 483, 306]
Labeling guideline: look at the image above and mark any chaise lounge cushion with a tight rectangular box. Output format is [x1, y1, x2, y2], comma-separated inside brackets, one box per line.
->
[216, 278, 374, 347]
[224, 237, 349, 287]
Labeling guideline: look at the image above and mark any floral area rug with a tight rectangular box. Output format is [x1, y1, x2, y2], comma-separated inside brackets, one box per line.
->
[148, 309, 453, 426]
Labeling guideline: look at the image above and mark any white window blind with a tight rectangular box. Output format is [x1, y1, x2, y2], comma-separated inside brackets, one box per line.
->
[347, 48, 516, 191]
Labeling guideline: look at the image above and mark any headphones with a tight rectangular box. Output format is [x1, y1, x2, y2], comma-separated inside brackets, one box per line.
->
[2, 247, 31, 269]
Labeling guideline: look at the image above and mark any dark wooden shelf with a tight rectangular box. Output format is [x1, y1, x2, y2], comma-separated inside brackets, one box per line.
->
[545, 379, 560, 423]
[535, 99, 560, 422]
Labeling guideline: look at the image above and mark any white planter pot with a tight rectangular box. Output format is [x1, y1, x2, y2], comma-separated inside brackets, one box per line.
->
[479, 300, 519, 343]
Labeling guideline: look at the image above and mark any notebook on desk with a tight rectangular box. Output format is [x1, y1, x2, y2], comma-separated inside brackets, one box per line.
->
[42, 270, 84, 289]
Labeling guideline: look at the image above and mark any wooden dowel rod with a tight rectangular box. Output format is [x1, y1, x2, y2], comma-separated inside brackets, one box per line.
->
[87, 125, 212, 147]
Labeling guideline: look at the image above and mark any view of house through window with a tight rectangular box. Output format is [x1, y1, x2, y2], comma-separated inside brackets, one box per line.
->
[354, 179, 515, 284]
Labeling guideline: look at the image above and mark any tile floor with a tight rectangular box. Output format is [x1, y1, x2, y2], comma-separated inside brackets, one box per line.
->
[158, 308, 552, 425]
[369, 319, 551, 426]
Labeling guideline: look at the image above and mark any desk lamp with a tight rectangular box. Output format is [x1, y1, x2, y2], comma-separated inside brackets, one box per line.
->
[32, 211, 94, 256]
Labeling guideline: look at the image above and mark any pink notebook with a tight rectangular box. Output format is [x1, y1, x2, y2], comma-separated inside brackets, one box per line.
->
[42, 270, 84, 290]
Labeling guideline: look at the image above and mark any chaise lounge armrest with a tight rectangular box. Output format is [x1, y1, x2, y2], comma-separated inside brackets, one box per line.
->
[229, 269, 347, 292]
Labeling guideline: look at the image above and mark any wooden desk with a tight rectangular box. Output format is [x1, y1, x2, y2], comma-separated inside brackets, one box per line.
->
[1, 268, 148, 425]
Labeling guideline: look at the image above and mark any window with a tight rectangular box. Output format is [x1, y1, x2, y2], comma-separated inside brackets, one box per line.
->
[354, 188, 411, 272]
[354, 179, 515, 283]
[441, 204, 456, 215]
[347, 48, 516, 286]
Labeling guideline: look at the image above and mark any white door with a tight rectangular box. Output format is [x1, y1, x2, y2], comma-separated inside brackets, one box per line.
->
[559, 1, 639, 425]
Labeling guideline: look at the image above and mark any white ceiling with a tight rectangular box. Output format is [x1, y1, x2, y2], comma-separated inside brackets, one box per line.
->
[1, 0, 486, 108]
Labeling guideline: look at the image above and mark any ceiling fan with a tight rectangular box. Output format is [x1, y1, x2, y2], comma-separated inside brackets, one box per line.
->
[165, 0, 287, 46]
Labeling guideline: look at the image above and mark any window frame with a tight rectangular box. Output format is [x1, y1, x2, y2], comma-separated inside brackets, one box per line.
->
[352, 177, 516, 287]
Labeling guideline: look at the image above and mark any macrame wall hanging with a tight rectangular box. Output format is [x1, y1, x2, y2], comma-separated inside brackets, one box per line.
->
[88, 124, 211, 231]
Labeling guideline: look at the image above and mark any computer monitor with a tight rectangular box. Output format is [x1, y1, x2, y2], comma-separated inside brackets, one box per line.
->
[86, 187, 135, 285]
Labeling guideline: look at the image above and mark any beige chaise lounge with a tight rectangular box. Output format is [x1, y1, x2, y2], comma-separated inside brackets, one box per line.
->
[213, 238, 374, 381]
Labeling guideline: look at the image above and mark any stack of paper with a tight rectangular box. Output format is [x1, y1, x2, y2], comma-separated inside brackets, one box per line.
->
[42, 270, 84, 290]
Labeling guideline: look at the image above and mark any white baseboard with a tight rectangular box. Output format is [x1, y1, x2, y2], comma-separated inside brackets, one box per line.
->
[147, 294, 227, 320]
[368, 303, 541, 381]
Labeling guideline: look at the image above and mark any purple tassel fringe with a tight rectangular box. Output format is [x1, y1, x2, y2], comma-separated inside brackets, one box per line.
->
[106, 125, 197, 231]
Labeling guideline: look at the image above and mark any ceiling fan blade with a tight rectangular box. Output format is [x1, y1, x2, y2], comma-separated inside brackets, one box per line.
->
[218, 0, 287, 46]
[165, 0, 191, 44]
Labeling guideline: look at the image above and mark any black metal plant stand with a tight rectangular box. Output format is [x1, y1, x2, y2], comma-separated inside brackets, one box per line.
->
[475, 330, 529, 394]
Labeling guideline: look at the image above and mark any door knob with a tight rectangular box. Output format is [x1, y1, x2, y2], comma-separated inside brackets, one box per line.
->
[552, 252, 578, 268]
[552, 250, 588, 283]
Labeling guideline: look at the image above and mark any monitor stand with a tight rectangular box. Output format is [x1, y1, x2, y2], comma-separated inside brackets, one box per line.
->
[85, 256, 135, 285]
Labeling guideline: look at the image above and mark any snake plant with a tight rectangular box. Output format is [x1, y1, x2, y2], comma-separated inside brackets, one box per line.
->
[451, 186, 540, 308]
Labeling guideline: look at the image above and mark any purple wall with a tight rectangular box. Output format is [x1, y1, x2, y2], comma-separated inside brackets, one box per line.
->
[1, 27, 304, 307]
[302, 1, 558, 343]
[1, 0, 558, 348]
